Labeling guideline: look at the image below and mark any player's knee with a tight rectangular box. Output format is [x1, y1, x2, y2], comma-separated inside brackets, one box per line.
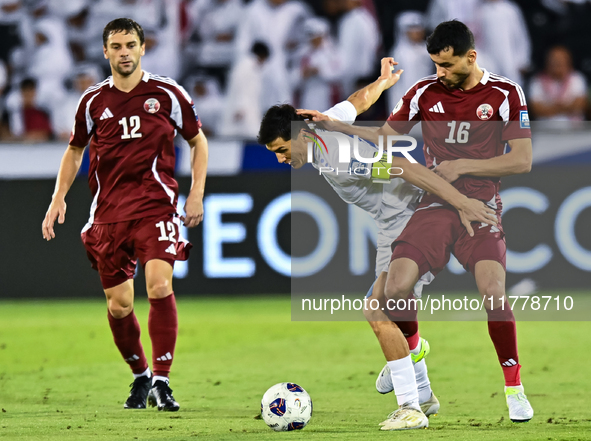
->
[108, 298, 133, 318]
[384, 278, 410, 302]
[480, 279, 505, 309]
[480, 279, 504, 298]
[146, 278, 172, 299]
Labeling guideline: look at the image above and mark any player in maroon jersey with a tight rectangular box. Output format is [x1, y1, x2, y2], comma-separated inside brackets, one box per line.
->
[41, 18, 208, 412]
[301, 20, 534, 427]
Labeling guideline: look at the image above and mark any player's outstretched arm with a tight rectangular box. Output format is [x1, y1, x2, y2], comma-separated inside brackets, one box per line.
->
[393, 157, 498, 237]
[296, 108, 401, 148]
[435, 138, 532, 183]
[346, 57, 404, 115]
[42, 145, 85, 241]
[183, 130, 208, 228]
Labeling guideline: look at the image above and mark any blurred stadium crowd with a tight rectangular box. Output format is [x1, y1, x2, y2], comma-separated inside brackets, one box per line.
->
[0, 0, 590, 143]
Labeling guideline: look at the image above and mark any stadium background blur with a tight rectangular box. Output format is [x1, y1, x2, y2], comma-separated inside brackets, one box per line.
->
[0, 0, 590, 298]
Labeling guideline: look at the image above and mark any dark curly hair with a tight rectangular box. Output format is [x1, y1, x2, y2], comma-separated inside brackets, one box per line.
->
[426, 20, 474, 57]
[103, 18, 145, 47]
[258, 104, 308, 145]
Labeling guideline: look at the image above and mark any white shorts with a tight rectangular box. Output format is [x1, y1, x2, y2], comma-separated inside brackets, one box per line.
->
[375, 211, 434, 298]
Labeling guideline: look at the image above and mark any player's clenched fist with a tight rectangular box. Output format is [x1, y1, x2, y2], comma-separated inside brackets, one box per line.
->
[42, 198, 66, 241]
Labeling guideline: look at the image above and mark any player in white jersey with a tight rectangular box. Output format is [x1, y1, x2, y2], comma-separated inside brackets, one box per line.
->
[258, 57, 498, 430]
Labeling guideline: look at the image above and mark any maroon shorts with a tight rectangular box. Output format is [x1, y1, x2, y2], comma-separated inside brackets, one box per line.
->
[81, 213, 192, 289]
[391, 204, 506, 277]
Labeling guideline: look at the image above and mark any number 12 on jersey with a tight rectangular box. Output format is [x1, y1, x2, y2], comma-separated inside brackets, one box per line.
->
[119, 116, 142, 139]
[445, 121, 470, 144]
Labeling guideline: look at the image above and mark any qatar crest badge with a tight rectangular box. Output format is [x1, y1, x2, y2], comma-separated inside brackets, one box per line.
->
[476, 103, 493, 120]
[144, 98, 160, 114]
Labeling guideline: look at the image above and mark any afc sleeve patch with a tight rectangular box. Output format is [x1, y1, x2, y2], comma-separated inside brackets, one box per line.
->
[520, 110, 530, 129]
[392, 99, 403, 115]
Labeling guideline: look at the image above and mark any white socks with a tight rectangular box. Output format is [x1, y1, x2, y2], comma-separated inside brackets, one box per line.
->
[152, 375, 169, 386]
[387, 355, 420, 410]
[414, 360, 432, 403]
[133, 367, 151, 379]
[408, 339, 433, 404]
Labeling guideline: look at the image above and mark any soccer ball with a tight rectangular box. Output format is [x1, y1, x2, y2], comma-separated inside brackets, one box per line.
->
[260, 382, 312, 431]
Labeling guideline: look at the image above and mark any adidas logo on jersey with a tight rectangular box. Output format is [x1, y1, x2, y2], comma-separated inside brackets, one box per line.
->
[156, 352, 173, 362]
[99, 107, 114, 120]
[165, 244, 177, 255]
[428, 102, 445, 113]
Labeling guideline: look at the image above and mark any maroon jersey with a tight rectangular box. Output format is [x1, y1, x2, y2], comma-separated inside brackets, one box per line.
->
[387, 69, 530, 210]
[70, 71, 202, 224]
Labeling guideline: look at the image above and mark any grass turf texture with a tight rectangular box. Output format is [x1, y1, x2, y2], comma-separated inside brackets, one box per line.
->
[0, 295, 590, 440]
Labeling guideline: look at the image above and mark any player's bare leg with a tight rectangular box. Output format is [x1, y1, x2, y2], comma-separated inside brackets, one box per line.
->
[144, 259, 180, 411]
[105, 280, 151, 408]
[475, 260, 533, 422]
[372, 271, 438, 416]
[365, 261, 428, 430]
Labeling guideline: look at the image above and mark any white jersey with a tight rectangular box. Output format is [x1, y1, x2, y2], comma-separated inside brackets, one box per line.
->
[311, 101, 421, 230]
[309, 101, 427, 280]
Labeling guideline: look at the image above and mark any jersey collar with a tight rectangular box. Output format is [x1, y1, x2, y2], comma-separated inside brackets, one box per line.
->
[108, 71, 150, 88]
[480, 68, 490, 85]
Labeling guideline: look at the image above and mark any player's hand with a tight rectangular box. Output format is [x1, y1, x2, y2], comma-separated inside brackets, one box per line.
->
[378, 57, 404, 89]
[434, 160, 461, 183]
[296, 109, 335, 122]
[457, 197, 498, 237]
[296, 109, 345, 132]
[182, 193, 203, 228]
[42, 198, 67, 241]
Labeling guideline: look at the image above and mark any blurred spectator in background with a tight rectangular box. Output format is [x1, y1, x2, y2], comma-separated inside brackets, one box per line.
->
[337, 0, 380, 97]
[291, 17, 341, 111]
[220, 41, 270, 139]
[141, 25, 181, 79]
[474, 0, 530, 85]
[426, 0, 478, 32]
[192, 0, 243, 70]
[5, 77, 52, 142]
[52, 63, 101, 140]
[235, 0, 309, 68]
[0, 0, 24, 64]
[386, 11, 432, 113]
[184, 74, 224, 136]
[529, 45, 588, 122]
[0, 60, 8, 138]
[64, 1, 91, 62]
[27, 16, 73, 99]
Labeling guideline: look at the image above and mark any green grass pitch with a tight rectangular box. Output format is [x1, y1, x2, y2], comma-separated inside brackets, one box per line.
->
[0, 294, 590, 440]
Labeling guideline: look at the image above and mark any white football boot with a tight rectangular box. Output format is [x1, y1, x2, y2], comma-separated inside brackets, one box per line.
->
[379, 404, 429, 431]
[418, 392, 440, 417]
[505, 385, 534, 422]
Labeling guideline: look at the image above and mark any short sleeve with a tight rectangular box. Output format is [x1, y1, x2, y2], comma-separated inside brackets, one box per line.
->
[69, 91, 96, 148]
[170, 84, 202, 141]
[502, 83, 531, 141]
[386, 87, 421, 134]
[322, 100, 357, 122]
